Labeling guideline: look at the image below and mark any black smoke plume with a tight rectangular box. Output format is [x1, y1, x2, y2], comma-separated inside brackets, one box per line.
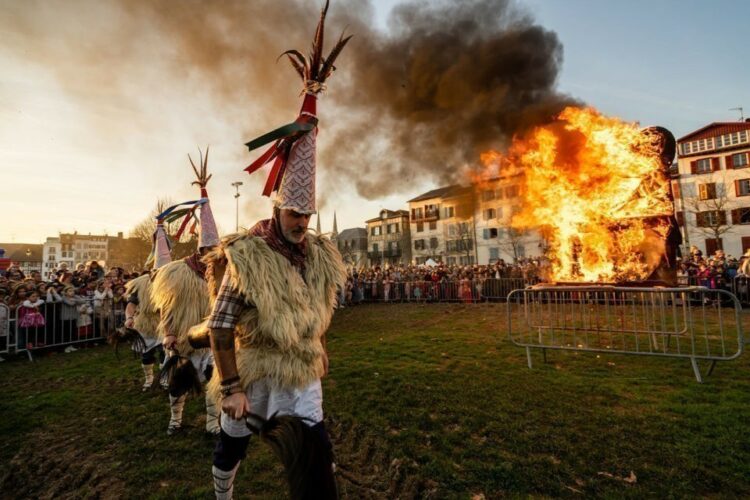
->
[3, 0, 576, 200]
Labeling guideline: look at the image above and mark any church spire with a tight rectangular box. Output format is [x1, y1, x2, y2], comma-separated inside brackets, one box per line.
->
[332, 211, 338, 236]
[316, 211, 322, 233]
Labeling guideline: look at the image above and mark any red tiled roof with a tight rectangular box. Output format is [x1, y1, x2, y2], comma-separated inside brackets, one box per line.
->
[677, 121, 750, 143]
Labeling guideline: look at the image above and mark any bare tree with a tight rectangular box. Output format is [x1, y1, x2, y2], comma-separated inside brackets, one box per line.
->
[497, 226, 527, 263]
[684, 179, 733, 251]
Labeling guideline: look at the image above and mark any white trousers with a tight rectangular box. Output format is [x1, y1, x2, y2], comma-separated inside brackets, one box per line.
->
[220, 378, 324, 438]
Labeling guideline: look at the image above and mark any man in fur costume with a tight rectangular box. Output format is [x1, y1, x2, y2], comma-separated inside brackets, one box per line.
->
[207, 3, 350, 497]
[123, 217, 172, 391]
[151, 149, 222, 436]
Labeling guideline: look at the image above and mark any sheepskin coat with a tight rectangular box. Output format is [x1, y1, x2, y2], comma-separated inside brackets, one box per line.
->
[151, 257, 210, 357]
[206, 231, 346, 398]
[124, 273, 159, 340]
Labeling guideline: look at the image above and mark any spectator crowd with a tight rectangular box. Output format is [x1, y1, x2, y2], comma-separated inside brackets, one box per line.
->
[338, 259, 544, 305]
[0, 261, 146, 354]
[677, 246, 750, 291]
[2, 248, 749, 357]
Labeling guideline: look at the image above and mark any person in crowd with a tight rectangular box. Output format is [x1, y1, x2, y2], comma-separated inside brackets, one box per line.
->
[18, 290, 45, 349]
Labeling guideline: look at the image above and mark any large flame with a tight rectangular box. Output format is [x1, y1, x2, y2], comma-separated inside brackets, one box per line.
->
[481, 107, 673, 282]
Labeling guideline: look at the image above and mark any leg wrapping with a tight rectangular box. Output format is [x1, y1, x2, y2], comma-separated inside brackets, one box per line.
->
[212, 463, 239, 500]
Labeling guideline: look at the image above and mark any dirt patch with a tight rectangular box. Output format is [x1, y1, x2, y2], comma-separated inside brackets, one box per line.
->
[328, 415, 437, 499]
[0, 430, 125, 500]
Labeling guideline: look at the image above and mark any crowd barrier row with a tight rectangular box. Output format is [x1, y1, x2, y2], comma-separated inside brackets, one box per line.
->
[0, 298, 127, 359]
[2, 277, 747, 361]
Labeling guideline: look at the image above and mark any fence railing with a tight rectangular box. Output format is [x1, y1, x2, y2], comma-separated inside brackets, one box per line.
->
[0, 303, 9, 357]
[4, 298, 127, 359]
[732, 275, 750, 305]
[507, 285, 744, 382]
[347, 278, 531, 304]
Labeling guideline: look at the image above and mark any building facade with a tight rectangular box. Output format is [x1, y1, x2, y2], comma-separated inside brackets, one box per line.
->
[59, 232, 110, 267]
[336, 227, 368, 268]
[0, 243, 43, 276]
[674, 121, 750, 257]
[366, 209, 412, 266]
[474, 176, 542, 264]
[42, 237, 73, 279]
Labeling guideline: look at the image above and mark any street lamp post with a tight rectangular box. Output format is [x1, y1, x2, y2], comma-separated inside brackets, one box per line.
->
[231, 181, 243, 232]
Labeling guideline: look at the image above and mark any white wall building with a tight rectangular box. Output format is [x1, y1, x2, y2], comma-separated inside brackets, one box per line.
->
[674, 121, 750, 257]
[42, 237, 69, 279]
[474, 176, 543, 264]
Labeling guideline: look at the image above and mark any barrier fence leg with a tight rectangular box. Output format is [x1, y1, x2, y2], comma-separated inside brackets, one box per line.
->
[690, 357, 703, 383]
[707, 360, 717, 377]
[542, 348, 548, 364]
[526, 346, 533, 369]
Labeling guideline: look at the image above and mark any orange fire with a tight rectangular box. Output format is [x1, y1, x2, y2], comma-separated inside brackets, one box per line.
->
[481, 107, 673, 282]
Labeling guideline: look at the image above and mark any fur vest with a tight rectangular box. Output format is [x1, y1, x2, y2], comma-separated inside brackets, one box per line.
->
[206, 232, 346, 396]
[151, 258, 210, 356]
[124, 274, 159, 339]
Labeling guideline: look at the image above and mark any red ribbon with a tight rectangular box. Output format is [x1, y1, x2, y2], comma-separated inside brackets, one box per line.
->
[244, 93, 317, 198]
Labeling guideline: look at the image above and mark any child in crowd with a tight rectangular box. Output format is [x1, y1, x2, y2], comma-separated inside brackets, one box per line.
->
[59, 287, 83, 346]
[18, 290, 45, 348]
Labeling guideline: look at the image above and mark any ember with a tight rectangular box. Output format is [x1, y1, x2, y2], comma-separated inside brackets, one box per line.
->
[481, 107, 673, 282]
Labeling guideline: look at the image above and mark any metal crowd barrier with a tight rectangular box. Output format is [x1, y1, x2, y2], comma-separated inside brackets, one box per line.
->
[732, 275, 750, 305]
[350, 278, 531, 304]
[507, 285, 744, 382]
[0, 303, 9, 357]
[7, 298, 127, 360]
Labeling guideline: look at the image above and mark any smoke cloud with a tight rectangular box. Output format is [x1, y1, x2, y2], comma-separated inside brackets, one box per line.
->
[2, 0, 576, 201]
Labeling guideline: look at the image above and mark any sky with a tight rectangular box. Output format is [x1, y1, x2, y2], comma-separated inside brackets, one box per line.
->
[1, 0, 748, 243]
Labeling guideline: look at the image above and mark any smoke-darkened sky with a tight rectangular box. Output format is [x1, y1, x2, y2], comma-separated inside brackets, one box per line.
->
[1, 0, 747, 242]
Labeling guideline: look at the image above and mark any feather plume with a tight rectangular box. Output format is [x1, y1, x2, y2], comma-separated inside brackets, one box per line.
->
[278, 0, 350, 88]
[319, 33, 352, 81]
[309, 0, 329, 80]
[189, 146, 212, 188]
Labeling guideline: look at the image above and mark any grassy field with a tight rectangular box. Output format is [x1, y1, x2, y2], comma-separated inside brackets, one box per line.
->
[1, 303, 750, 499]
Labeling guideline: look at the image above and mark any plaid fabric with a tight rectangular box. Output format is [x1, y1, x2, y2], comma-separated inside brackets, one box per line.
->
[207, 271, 248, 330]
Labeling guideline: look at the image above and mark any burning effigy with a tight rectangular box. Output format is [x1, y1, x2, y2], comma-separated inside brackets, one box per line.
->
[481, 106, 678, 283]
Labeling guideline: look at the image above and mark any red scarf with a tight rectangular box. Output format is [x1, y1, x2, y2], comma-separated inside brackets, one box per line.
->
[183, 252, 207, 280]
[249, 217, 307, 275]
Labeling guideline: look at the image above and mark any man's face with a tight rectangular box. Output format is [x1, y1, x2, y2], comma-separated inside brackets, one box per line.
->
[278, 209, 311, 244]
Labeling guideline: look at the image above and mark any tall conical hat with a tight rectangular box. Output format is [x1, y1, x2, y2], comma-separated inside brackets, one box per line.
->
[153, 222, 172, 269]
[149, 199, 208, 268]
[189, 147, 220, 248]
[243, 0, 352, 214]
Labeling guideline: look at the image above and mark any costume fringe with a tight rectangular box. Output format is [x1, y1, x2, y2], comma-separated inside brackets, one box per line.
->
[151, 259, 211, 356]
[248, 413, 338, 500]
[160, 354, 203, 398]
[206, 232, 345, 401]
[123, 274, 160, 339]
[107, 327, 146, 358]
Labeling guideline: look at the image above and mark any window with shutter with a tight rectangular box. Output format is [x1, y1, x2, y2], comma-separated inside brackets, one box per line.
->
[737, 179, 750, 196]
[732, 153, 749, 168]
[676, 211, 684, 225]
[712, 157, 720, 171]
[695, 158, 712, 174]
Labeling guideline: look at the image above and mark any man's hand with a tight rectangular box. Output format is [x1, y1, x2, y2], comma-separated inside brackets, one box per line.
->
[162, 334, 177, 349]
[222, 391, 250, 420]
